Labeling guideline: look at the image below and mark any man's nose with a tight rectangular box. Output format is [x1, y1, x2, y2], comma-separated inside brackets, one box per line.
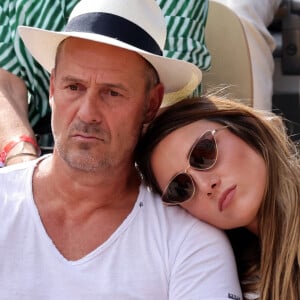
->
[77, 92, 102, 123]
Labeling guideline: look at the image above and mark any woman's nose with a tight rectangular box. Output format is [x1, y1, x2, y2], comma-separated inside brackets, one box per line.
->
[189, 169, 220, 196]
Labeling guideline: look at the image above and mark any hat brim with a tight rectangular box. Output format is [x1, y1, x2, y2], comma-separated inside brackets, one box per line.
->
[18, 26, 202, 104]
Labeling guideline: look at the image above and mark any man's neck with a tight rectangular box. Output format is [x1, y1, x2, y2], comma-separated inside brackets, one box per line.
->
[34, 154, 140, 207]
[31, 155, 141, 260]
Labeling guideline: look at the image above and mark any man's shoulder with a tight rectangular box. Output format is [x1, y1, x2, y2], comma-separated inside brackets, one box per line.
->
[137, 184, 239, 298]
[139, 184, 227, 242]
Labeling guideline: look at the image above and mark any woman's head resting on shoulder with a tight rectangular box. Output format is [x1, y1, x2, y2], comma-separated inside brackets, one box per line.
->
[136, 95, 298, 234]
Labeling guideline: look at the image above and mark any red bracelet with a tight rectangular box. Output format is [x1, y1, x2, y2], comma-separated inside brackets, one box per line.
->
[0, 135, 41, 167]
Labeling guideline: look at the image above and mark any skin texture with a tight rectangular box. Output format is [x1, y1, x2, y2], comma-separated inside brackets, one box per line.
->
[33, 38, 164, 260]
[151, 119, 267, 233]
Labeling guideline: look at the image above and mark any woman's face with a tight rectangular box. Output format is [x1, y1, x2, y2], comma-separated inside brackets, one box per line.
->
[151, 120, 267, 233]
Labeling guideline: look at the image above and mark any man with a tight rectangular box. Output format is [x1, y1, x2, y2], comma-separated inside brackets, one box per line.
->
[0, 0, 242, 298]
[0, 0, 210, 166]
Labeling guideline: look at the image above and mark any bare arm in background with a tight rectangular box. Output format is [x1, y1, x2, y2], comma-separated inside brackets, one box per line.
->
[0, 68, 39, 165]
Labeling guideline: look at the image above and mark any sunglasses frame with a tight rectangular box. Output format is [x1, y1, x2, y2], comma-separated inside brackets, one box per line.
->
[162, 126, 229, 206]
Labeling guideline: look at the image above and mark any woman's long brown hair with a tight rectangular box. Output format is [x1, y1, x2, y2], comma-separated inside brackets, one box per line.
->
[136, 96, 300, 299]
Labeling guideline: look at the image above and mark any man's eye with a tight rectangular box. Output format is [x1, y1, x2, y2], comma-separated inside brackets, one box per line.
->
[110, 90, 120, 97]
[69, 84, 78, 91]
[102, 89, 122, 98]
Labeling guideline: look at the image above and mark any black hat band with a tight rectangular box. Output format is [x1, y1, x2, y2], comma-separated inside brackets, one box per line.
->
[65, 12, 163, 56]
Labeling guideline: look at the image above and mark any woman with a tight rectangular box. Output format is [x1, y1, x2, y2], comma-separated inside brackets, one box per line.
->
[136, 95, 300, 300]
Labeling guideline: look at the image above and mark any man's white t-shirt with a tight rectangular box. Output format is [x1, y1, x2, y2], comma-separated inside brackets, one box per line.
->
[0, 159, 242, 299]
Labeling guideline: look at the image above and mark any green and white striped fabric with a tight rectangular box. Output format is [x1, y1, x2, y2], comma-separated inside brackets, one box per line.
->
[0, 0, 79, 129]
[158, 0, 211, 71]
[0, 0, 210, 135]
[158, 0, 211, 96]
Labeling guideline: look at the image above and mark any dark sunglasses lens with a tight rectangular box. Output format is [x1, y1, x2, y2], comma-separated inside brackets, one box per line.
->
[162, 173, 194, 204]
[190, 131, 217, 169]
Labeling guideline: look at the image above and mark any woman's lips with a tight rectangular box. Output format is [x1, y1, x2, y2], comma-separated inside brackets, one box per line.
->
[218, 185, 237, 212]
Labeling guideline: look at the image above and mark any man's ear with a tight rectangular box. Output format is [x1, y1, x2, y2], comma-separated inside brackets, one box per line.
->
[49, 70, 55, 107]
[144, 83, 164, 123]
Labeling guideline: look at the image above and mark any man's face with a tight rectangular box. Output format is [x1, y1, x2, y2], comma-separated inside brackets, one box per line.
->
[49, 38, 163, 172]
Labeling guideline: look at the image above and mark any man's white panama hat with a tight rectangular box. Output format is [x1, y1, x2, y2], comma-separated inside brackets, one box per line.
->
[18, 0, 202, 106]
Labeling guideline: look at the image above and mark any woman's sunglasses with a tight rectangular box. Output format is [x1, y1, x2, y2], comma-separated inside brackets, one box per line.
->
[161, 126, 229, 205]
